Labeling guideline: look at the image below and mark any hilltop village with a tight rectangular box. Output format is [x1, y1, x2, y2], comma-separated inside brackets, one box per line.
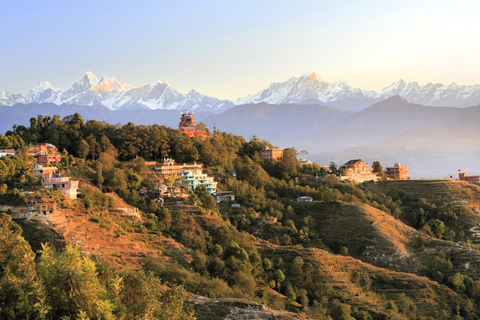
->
[3, 112, 480, 319]
[0, 114, 411, 221]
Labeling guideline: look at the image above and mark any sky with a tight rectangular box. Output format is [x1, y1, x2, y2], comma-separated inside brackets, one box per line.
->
[1, 0, 480, 100]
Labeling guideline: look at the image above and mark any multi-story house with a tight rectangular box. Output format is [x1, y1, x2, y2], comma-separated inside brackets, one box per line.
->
[178, 169, 217, 194]
[33, 165, 59, 179]
[260, 146, 284, 161]
[156, 158, 203, 175]
[385, 163, 409, 180]
[42, 176, 79, 200]
[339, 159, 378, 182]
[458, 170, 480, 184]
[38, 154, 61, 166]
[28, 143, 58, 156]
[34, 165, 78, 200]
[34, 201, 57, 215]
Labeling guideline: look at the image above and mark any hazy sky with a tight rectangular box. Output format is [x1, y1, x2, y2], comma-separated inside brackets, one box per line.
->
[1, 0, 479, 99]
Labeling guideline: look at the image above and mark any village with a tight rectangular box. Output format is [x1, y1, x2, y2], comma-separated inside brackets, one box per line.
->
[2, 111, 480, 227]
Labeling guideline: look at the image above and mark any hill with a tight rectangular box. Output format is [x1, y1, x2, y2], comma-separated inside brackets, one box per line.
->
[0, 103, 212, 134]
[14, 178, 477, 319]
[313, 126, 480, 178]
[203, 102, 351, 146]
[299, 96, 480, 153]
[3, 116, 480, 319]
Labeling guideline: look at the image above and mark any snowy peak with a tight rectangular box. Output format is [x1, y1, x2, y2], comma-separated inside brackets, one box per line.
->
[91, 76, 125, 93]
[0, 91, 24, 106]
[83, 71, 100, 86]
[181, 89, 235, 112]
[235, 72, 381, 111]
[301, 71, 324, 83]
[24, 81, 61, 104]
[61, 72, 99, 99]
[34, 81, 58, 91]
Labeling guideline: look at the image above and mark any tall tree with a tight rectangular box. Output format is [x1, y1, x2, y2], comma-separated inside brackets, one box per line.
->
[372, 160, 386, 181]
[37, 243, 111, 319]
[0, 214, 47, 319]
[77, 139, 90, 160]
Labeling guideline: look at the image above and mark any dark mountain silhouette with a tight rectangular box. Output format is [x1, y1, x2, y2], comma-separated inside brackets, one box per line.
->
[202, 102, 351, 145]
[295, 96, 480, 153]
[3, 96, 480, 177]
[311, 125, 480, 178]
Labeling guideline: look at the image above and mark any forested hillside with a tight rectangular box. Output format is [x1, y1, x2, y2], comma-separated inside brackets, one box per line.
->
[2, 113, 480, 319]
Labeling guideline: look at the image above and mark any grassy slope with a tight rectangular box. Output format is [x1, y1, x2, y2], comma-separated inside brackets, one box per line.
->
[16, 178, 480, 319]
[294, 201, 422, 272]
[282, 246, 465, 319]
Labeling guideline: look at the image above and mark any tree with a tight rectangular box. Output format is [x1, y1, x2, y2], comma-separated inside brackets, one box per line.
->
[278, 148, 299, 180]
[120, 270, 194, 320]
[372, 161, 386, 181]
[96, 162, 104, 191]
[0, 214, 47, 319]
[272, 269, 285, 290]
[77, 139, 90, 160]
[37, 243, 110, 319]
[110, 168, 128, 196]
[285, 283, 296, 301]
[329, 161, 338, 176]
[157, 285, 195, 320]
[192, 250, 207, 275]
[426, 219, 447, 239]
[290, 256, 304, 283]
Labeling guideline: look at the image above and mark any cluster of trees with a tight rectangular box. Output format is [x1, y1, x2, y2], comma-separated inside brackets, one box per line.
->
[385, 188, 467, 241]
[5, 114, 244, 166]
[0, 213, 194, 319]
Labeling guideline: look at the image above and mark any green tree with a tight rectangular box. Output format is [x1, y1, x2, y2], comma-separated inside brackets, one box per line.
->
[109, 168, 128, 196]
[272, 269, 285, 290]
[285, 283, 296, 301]
[372, 161, 386, 181]
[157, 285, 195, 320]
[426, 219, 447, 239]
[0, 214, 47, 319]
[37, 243, 110, 319]
[96, 162, 104, 191]
[77, 139, 90, 160]
[329, 161, 338, 175]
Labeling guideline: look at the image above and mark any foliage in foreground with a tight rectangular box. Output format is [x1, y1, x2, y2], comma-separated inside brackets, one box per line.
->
[0, 213, 195, 320]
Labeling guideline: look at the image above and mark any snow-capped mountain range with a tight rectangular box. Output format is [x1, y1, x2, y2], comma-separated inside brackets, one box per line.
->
[2, 72, 234, 113]
[2, 71, 480, 112]
[235, 72, 480, 111]
[379, 79, 480, 108]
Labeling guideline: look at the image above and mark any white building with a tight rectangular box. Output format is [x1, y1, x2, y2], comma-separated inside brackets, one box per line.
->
[42, 176, 79, 200]
[178, 169, 217, 194]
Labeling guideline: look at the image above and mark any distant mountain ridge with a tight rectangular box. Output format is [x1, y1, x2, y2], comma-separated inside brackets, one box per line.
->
[379, 79, 480, 107]
[236, 72, 480, 111]
[3, 71, 480, 113]
[1, 72, 234, 113]
[203, 102, 351, 145]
